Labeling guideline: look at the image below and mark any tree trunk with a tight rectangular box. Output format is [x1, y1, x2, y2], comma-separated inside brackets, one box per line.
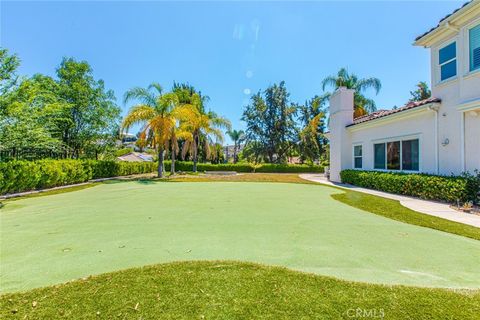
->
[157, 147, 164, 178]
[193, 134, 198, 172]
[171, 148, 176, 175]
[233, 141, 238, 163]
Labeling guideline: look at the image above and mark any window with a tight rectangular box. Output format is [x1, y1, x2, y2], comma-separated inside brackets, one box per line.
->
[439, 42, 456, 81]
[373, 139, 419, 171]
[402, 139, 419, 171]
[353, 145, 362, 169]
[387, 141, 400, 170]
[374, 143, 386, 169]
[470, 24, 480, 72]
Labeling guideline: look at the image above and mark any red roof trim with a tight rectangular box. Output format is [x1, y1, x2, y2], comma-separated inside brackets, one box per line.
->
[346, 97, 441, 127]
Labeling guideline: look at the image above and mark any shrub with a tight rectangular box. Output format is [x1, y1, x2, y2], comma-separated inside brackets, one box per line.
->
[0, 160, 157, 195]
[115, 148, 134, 157]
[340, 170, 480, 203]
[0, 159, 324, 195]
[255, 163, 324, 173]
[165, 161, 323, 174]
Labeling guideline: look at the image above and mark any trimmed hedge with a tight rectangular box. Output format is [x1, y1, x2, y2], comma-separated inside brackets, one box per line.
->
[165, 161, 255, 173]
[0, 159, 324, 195]
[0, 160, 157, 195]
[164, 161, 324, 174]
[255, 163, 324, 173]
[340, 170, 480, 203]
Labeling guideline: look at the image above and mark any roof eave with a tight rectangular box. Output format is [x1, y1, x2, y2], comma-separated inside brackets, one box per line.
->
[414, 1, 479, 47]
[346, 102, 441, 131]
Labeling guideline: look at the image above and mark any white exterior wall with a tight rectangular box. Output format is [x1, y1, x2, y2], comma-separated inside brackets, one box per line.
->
[465, 111, 480, 173]
[348, 110, 438, 174]
[430, 15, 480, 175]
[328, 88, 354, 182]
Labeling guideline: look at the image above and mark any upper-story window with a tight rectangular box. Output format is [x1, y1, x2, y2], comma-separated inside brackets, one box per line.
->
[470, 24, 480, 72]
[439, 42, 457, 81]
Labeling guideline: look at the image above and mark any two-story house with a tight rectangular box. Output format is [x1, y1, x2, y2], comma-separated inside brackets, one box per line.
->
[328, 1, 480, 182]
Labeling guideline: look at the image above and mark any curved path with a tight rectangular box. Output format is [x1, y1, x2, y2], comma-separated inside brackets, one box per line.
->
[300, 174, 480, 228]
[1, 181, 479, 293]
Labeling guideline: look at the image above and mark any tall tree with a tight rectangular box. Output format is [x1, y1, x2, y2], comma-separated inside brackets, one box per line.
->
[242, 81, 298, 163]
[0, 74, 66, 153]
[0, 48, 20, 96]
[409, 81, 431, 102]
[122, 83, 179, 178]
[321, 68, 381, 117]
[298, 95, 328, 163]
[226, 129, 245, 163]
[56, 58, 121, 157]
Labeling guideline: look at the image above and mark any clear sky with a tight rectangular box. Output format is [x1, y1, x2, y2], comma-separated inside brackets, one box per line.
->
[1, 0, 464, 141]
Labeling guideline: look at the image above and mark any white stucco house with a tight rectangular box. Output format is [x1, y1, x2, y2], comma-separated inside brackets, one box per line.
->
[329, 1, 480, 182]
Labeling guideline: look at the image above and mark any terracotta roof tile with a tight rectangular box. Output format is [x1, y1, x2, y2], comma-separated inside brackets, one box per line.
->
[347, 97, 441, 127]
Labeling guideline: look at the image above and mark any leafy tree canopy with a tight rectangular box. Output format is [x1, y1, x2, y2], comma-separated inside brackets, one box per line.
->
[409, 81, 431, 102]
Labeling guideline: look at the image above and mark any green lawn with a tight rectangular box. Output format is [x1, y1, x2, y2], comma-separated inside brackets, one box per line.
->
[1, 180, 479, 294]
[2, 261, 479, 320]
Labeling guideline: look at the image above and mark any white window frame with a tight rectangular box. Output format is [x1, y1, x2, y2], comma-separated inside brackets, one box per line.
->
[371, 135, 421, 172]
[466, 19, 480, 75]
[352, 144, 363, 169]
[438, 40, 458, 83]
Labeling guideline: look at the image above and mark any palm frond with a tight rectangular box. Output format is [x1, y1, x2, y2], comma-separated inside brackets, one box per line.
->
[121, 105, 156, 130]
[123, 87, 156, 106]
[356, 77, 382, 95]
[148, 82, 163, 96]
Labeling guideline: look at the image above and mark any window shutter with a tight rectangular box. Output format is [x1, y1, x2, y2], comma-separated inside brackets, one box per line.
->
[470, 24, 480, 71]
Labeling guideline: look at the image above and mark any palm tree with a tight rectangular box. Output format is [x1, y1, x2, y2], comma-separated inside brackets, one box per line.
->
[176, 94, 231, 172]
[321, 68, 382, 117]
[226, 129, 245, 163]
[122, 83, 177, 178]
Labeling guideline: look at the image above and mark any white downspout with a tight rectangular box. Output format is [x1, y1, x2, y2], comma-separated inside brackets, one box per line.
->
[460, 111, 465, 173]
[428, 105, 440, 174]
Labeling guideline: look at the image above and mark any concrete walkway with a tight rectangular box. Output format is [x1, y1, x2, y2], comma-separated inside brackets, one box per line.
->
[299, 173, 480, 228]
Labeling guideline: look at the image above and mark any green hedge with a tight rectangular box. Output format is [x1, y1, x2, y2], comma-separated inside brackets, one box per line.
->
[340, 170, 480, 203]
[0, 159, 324, 195]
[255, 163, 324, 173]
[0, 160, 157, 195]
[164, 161, 324, 174]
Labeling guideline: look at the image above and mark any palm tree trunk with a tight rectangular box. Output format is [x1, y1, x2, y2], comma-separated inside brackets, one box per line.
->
[171, 148, 176, 175]
[233, 140, 238, 163]
[193, 134, 198, 172]
[158, 147, 164, 178]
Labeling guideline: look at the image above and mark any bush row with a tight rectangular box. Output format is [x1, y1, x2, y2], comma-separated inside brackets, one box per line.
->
[0, 160, 157, 195]
[164, 161, 324, 174]
[340, 169, 480, 203]
[0, 160, 324, 195]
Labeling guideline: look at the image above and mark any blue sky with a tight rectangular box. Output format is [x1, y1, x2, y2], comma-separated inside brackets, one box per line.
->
[1, 1, 463, 141]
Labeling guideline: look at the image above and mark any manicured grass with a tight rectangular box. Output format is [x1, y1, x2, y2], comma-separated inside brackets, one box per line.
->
[332, 191, 480, 241]
[1, 261, 479, 320]
[2, 180, 480, 293]
[168, 173, 480, 240]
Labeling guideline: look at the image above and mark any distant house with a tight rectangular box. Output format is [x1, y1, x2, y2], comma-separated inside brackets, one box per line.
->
[117, 152, 154, 162]
[328, 1, 480, 182]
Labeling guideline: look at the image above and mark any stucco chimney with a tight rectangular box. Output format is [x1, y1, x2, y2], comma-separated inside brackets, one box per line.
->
[328, 87, 354, 182]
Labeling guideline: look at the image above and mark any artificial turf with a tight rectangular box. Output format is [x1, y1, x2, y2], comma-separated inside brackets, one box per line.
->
[1, 261, 479, 320]
[1, 180, 479, 294]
